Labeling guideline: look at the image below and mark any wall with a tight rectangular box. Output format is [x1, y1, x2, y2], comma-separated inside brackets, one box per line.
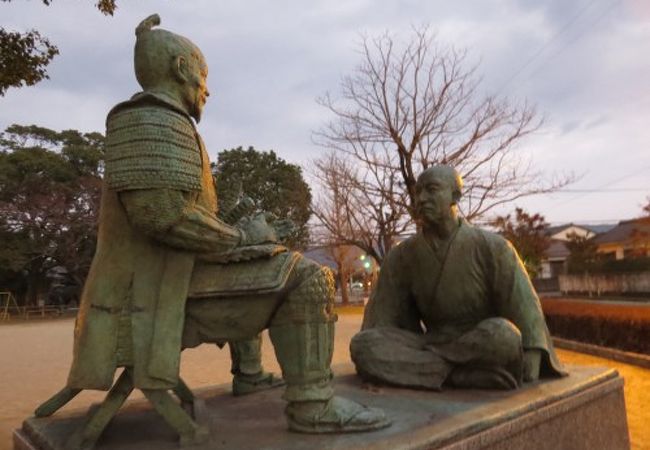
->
[559, 272, 650, 296]
[596, 243, 625, 260]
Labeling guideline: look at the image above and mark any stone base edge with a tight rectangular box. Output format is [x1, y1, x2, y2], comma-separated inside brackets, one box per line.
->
[436, 375, 629, 450]
[553, 337, 650, 369]
[13, 429, 37, 450]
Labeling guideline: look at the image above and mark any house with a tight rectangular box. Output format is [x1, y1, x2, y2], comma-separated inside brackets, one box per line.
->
[545, 224, 596, 242]
[303, 245, 373, 273]
[593, 217, 650, 260]
[538, 223, 615, 279]
[304, 244, 385, 303]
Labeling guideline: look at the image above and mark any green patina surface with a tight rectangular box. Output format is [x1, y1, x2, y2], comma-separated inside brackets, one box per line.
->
[351, 166, 566, 391]
[32, 13, 388, 449]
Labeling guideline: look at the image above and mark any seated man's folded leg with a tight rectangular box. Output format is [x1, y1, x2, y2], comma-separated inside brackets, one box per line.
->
[431, 317, 524, 390]
[268, 258, 390, 433]
[351, 327, 453, 390]
[448, 366, 519, 390]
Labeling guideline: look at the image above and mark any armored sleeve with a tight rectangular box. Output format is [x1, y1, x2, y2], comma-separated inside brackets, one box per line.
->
[105, 101, 244, 253]
[104, 103, 203, 192]
[119, 189, 243, 253]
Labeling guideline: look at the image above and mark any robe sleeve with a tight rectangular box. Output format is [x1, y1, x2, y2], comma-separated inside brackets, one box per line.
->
[120, 188, 243, 254]
[362, 247, 423, 334]
[486, 233, 566, 376]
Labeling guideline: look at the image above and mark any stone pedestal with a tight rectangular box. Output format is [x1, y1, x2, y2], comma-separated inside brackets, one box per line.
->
[14, 364, 630, 450]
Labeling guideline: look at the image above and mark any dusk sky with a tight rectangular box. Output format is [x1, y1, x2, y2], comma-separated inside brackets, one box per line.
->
[2, 0, 649, 225]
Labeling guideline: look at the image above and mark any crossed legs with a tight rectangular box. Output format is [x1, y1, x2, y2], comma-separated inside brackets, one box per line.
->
[350, 317, 524, 391]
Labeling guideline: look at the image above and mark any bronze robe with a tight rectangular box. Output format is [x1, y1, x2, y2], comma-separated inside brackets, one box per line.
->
[361, 220, 565, 379]
[67, 93, 236, 391]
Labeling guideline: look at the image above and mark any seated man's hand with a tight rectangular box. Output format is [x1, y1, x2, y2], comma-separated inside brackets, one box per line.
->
[239, 213, 278, 245]
[523, 349, 541, 382]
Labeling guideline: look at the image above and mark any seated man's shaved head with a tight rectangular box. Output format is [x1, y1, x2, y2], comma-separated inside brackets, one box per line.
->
[417, 165, 463, 198]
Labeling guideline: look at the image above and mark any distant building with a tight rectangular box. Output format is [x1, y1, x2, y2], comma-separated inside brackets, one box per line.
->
[541, 239, 571, 280]
[303, 245, 374, 272]
[302, 247, 338, 270]
[593, 217, 650, 260]
[538, 223, 616, 280]
[302, 245, 378, 288]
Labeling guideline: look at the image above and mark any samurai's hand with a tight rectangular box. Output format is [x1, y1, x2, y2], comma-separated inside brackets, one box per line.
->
[270, 217, 295, 242]
[239, 213, 278, 245]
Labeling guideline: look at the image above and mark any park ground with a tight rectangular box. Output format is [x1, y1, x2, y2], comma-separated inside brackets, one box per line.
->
[0, 310, 648, 450]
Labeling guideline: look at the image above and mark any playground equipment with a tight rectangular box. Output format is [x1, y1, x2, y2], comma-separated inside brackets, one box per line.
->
[0, 291, 23, 321]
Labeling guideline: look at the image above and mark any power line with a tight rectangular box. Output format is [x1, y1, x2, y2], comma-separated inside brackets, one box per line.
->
[555, 188, 648, 193]
[551, 164, 650, 207]
[495, 0, 621, 97]
[476, 218, 624, 226]
[548, 219, 619, 225]
[522, 0, 620, 84]
[495, 0, 601, 95]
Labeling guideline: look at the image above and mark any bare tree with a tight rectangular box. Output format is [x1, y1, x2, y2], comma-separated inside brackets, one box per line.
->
[326, 245, 358, 305]
[314, 26, 571, 239]
[311, 152, 411, 264]
[309, 154, 356, 301]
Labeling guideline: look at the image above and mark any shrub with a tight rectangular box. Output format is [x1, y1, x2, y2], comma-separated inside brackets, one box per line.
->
[542, 299, 650, 355]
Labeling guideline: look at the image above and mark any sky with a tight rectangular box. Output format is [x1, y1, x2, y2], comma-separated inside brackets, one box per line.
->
[2, 0, 649, 225]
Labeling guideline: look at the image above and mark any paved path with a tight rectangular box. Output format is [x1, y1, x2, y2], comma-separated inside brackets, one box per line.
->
[554, 348, 650, 450]
[1, 315, 648, 449]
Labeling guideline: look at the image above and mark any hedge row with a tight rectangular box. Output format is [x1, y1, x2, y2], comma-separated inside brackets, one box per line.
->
[544, 313, 650, 355]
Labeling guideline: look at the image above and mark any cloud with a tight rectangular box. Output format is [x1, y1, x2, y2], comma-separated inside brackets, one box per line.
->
[1, 0, 648, 224]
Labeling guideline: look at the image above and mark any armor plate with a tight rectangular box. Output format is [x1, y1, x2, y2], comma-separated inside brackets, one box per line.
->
[105, 105, 202, 192]
[188, 251, 301, 297]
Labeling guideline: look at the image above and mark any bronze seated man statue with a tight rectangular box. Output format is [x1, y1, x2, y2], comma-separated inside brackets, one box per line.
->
[350, 166, 566, 391]
[35, 14, 388, 449]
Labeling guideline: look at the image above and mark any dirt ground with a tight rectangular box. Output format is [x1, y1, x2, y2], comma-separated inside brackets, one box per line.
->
[0, 314, 362, 449]
[1, 314, 648, 449]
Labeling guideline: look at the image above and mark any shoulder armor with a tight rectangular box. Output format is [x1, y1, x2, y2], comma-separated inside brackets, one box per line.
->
[104, 105, 202, 192]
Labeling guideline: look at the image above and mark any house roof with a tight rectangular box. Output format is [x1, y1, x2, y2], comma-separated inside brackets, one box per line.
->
[303, 245, 376, 272]
[581, 224, 616, 234]
[545, 222, 616, 236]
[545, 223, 616, 237]
[545, 224, 575, 236]
[546, 223, 573, 236]
[592, 217, 650, 245]
[545, 223, 594, 237]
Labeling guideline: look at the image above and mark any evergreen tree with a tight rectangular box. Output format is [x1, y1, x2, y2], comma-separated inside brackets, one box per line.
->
[212, 146, 312, 249]
[0, 124, 104, 303]
[0, 0, 116, 96]
[491, 208, 550, 278]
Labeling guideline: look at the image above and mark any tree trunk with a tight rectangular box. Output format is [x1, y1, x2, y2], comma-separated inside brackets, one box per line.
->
[25, 271, 45, 306]
[338, 268, 350, 305]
